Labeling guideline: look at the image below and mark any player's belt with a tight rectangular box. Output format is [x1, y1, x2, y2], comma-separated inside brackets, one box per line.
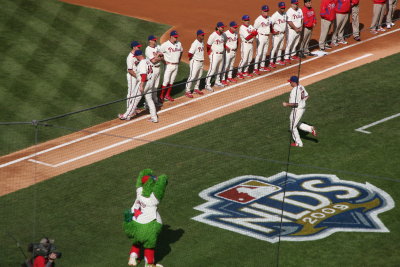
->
[259, 33, 269, 36]
[194, 59, 204, 62]
[166, 62, 179, 65]
[153, 65, 160, 68]
[214, 52, 224, 54]
[244, 41, 253, 43]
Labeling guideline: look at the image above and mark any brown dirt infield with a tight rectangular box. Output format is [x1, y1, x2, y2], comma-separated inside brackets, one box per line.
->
[0, 0, 399, 196]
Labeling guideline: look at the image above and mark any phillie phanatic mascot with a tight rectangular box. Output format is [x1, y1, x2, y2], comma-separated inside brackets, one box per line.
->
[123, 169, 168, 267]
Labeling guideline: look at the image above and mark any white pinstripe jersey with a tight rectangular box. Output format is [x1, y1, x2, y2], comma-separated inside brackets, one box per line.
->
[160, 40, 183, 63]
[239, 24, 256, 42]
[207, 31, 225, 53]
[286, 7, 303, 28]
[254, 15, 272, 34]
[271, 11, 288, 33]
[223, 30, 238, 50]
[188, 39, 204, 61]
[145, 45, 161, 67]
[127, 52, 139, 72]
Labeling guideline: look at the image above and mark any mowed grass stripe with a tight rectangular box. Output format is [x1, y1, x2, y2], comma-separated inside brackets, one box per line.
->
[0, 54, 399, 266]
[0, 0, 173, 155]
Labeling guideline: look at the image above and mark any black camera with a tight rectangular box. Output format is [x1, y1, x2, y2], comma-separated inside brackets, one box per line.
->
[28, 238, 62, 259]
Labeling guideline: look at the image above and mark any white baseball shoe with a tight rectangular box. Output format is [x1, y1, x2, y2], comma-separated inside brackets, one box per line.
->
[311, 127, 317, 137]
[214, 82, 225, 87]
[205, 85, 214, 92]
[128, 254, 138, 266]
[148, 116, 158, 123]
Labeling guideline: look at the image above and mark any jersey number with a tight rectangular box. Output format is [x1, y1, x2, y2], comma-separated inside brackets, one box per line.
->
[147, 65, 153, 75]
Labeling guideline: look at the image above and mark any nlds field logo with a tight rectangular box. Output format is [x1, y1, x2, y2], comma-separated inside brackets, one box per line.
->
[192, 172, 394, 243]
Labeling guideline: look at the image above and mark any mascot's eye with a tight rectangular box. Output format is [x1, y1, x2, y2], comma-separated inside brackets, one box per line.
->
[151, 175, 158, 181]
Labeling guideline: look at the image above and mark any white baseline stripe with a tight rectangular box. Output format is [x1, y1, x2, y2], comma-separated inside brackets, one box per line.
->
[355, 113, 400, 134]
[28, 159, 55, 167]
[48, 54, 372, 167]
[2, 28, 398, 168]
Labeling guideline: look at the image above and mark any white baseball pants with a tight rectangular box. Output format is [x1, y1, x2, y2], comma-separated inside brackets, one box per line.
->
[206, 52, 224, 86]
[239, 42, 254, 73]
[270, 33, 285, 62]
[255, 34, 270, 69]
[290, 108, 313, 147]
[123, 81, 157, 120]
[285, 29, 300, 59]
[186, 59, 203, 91]
[152, 66, 161, 103]
[223, 50, 237, 79]
[126, 74, 138, 108]
[162, 64, 179, 87]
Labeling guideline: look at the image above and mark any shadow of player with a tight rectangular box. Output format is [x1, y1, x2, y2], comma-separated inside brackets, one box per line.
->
[156, 225, 184, 262]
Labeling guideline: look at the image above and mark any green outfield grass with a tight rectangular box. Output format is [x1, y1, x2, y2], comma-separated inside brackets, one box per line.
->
[1, 53, 399, 266]
[0, 0, 192, 155]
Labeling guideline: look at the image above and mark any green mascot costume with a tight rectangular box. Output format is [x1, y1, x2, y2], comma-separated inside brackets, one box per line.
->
[124, 169, 168, 267]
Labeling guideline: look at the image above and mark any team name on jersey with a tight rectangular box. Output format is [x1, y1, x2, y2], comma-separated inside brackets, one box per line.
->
[135, 200, 147, 208]
[328, 3, 335, 9]
[276, 18, 286, 24]
[226, 36, 237, 42]
[306, 10, 315, 17]
[261, 21, 270, 27]
[292, 14, 302, 20]
[168, 47, 182, 52]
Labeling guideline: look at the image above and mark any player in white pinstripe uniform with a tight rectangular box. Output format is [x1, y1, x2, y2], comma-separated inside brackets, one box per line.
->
[145, 35, 162, 106]
[222, 21, 239, 83]
[119, 50, 162, 123]
[254, 5, 272, 73]
[118, 41, 142, 120]
[238, 15, 257, 78]
[160, 30, 183, 102]
[185, 30, 205, 98]
[205, 22, 226, 92]
[283, 76, 317, 147]
[270, 2, 288, 68]
[284, 0, 303, 63]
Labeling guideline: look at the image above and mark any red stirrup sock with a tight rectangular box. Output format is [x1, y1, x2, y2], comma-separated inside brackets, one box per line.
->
[144, 248, 155, 264]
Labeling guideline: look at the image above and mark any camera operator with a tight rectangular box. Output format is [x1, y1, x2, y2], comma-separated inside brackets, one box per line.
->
[33, 251, 57, 267]
[24, 237, 61, 267]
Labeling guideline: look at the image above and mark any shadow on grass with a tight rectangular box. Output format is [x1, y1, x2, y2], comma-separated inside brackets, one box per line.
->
[156, 224, 184, 262]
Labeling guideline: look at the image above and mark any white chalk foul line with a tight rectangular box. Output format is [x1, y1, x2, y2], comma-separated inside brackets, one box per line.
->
[31, 54, 372, 168]
[355, 113, 400, 134]
[2, 28, 398, 168]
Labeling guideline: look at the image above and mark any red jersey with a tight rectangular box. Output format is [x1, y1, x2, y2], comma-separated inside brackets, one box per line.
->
[351, 0, 360, 5]
[320, 0, 337, 21]
[373, 0, 386, 4]
[336, 0, 351, 13]
[302, 6, 317, 28]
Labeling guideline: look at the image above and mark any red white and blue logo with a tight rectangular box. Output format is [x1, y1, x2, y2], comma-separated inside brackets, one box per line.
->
[192, 172, 394, 243]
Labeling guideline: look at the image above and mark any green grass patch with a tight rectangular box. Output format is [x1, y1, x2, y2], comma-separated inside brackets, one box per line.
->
[0, 0, 192, 155]
[1, 53, 399, 265]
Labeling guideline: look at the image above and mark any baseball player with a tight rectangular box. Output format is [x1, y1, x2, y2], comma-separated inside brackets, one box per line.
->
[319, 0, 336, 50]
[270, 2, 288, 68]
[299, 0, 317, 57]
[118, 41, 142, 120]
[282, 76, 317, 147]
[254, 5, 272, 73]
[205, 22, 226, 91]
[351, 0, 361, 41]
[160, 30, 183, 102]
[284, 0, 303, 63]
[119, 50, 162, 123]
[370, 0, 388, 34]
[145, 35, 162, 106]
[185, 30, 205, 98]
[238, 15, 257, 78]
[386, 0, 397, 29]
[222, 21, 239, 83]
[331, 0, 351, 46]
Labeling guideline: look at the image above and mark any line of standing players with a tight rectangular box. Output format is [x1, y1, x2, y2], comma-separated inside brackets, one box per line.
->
[119, 0, 397, 122]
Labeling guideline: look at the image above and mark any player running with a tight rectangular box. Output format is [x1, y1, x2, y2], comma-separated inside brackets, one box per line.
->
[282, 76, 317, 147]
